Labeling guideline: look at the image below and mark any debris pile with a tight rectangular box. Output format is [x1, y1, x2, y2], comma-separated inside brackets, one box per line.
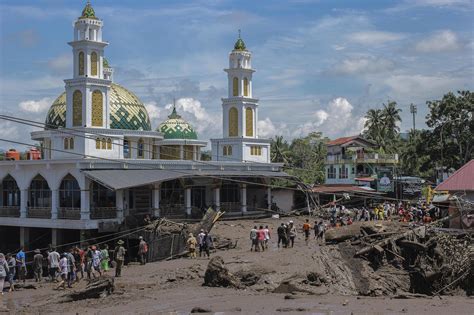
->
[66, 276, 115, 301]
[203, 256, 241, 288]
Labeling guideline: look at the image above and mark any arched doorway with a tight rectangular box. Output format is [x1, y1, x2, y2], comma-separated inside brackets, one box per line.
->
[28, 174, 51, 219]
[90, 181, 116, 219]
[0, 175, 20, 217]
[58, 174, 81, 219]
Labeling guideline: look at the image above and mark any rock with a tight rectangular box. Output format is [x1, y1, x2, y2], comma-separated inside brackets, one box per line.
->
[203, 256, 241, 288]
[191, 307, 212, 313]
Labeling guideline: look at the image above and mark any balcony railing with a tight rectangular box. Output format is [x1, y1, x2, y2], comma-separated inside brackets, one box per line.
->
[27, 207, 52, 219]
[58, 208, 81, 220]
[0, 206, 20, 217]
[326, 153, 398, 164]
[90, 207, 117, 219]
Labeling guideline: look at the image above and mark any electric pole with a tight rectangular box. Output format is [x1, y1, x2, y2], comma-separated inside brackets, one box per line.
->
[409, 103, 417, 136]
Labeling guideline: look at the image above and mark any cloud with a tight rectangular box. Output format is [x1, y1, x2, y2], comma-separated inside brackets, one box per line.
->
[415, 30, 461, 52]
[349, 31, 405, 45]
[257, 118, 277, 138]
[47, 53, 72, 75]
[330, 56, 395, 75]
[18, 98, 53, 113]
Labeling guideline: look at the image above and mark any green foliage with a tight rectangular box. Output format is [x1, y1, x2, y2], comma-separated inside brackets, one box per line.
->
[363, 100, 402, 153]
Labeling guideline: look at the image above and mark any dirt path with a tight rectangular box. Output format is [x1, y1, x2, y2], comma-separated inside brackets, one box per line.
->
[1, 217, 472, 314]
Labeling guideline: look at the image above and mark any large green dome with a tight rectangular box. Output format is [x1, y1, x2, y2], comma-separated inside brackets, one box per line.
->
[45, 83, 152, 131]
[157, 107, 198, 140]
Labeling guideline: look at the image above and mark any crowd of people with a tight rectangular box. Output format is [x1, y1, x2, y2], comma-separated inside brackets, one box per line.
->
[0, 237, 145, 295]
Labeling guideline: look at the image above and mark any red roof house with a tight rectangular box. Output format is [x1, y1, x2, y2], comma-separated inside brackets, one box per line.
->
[435, 160, 474, 192]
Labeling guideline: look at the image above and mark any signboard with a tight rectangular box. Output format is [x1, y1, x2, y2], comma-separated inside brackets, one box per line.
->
[377, 167, 394, 192]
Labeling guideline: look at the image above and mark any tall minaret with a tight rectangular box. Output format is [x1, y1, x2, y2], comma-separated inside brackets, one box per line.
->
[64, 1, 111, 129]
[222, 31, 258, 139]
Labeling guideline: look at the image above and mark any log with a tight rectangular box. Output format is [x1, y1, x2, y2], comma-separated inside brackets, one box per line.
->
[67, 276, 115, 301]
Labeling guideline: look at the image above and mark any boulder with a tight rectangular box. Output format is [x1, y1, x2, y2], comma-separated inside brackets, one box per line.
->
[203, 256, 241, 288]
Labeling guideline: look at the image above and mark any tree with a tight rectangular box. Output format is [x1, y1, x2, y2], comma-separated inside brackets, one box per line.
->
[382, 100, 402, 140]
[364, 101, 402, 153]
[270, 136, 290, 164]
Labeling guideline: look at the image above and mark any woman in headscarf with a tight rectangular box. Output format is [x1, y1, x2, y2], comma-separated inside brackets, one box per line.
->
[0, 253, 9, 295]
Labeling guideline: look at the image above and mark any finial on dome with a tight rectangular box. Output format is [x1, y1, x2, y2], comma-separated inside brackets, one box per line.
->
[80, 0, 97, 19]
[234, 30, 246, 51]
[169, 99, 181, 119]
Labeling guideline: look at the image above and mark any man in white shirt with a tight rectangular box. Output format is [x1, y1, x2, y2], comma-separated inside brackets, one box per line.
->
[48, 248, 60, 282]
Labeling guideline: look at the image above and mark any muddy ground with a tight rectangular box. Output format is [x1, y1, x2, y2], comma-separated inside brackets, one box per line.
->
[1, 217, 472, 314]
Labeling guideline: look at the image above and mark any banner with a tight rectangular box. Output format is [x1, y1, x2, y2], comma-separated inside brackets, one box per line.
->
[377, 167, 394, 192]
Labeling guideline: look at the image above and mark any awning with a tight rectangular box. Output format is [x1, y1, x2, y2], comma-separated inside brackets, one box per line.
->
[355, 177, 376, 182]
[82, 169, 290, 190]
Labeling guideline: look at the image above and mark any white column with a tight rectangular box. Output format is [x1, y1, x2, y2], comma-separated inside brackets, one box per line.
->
[214, 187, 220, 211]
[180, 145, 184, 160]
[80, 189, 90, 220]
[51, 228, 59, 248]
[20, 189, 28, 218]
[193, 146, 197, 160]
[51, 189, 59, 220]
[153, 183, 160, 217]
[185, 187, 192, 216]
[116, 189, 124, 220]
[267, 187, 272, 210]
[241, 184, 247, 213]
[20, 227, 29, 249]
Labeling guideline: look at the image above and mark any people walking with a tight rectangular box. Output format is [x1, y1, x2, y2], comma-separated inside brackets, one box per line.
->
[138, 236, 148, 265]
[114, 240, 126, 277]
[263, 225, 271, 249]
[48, 248, 60, 282]
[201, 231, 212, 258]
[6, 253, 15, 292]
[15, 246, 26, 284]
[0, 253, 9, 296]
[257, 226, 266, 252]
[303, 219, 311, 245]
[198, 229, 206, 257]
[277, 223, 287, 248]
[56, 254, 68, 290]
[250, 226, 258, 251]
[33, 249, 43, 282]
[187, 233, 198, 259]
[91, 245, 102, 277]
[316, 221, 325, 243]
[101, 244, 110, 273]
[288, 221, 297, 248]
[66, 248, 76, 288]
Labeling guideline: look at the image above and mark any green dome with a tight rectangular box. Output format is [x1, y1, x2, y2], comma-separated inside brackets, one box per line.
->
[45, 83, 152, 131]
[80, 1, 97, 19]
[234, 37, 246, 50]
[103, 57, 109, 68]
[157, 107, 198, 140]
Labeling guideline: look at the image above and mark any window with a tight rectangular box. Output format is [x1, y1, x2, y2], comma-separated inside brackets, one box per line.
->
[223, 145, 233, 156]
[78, 51, 84, 75]
[91, 52, 98, 76]
[91, 90, 103, 126]
[2, 175, 20, 207]
[106, 138, 112, 150]
[232, 77, 239, 96]
[160, 145, 180, 160]
[29, 175, 51, 208]
[152, 145, 158, 159]
[243, 78, 249, 96]
[137, 138, 144, 158]
[250, 146, 262, 156]
[228, 107, 238, 137]
[123, 139, 130, 158]
[59, 174, 80, 209]
[327, 166, 336, 179]
[64, 138, 69, 150]
[96, 138, 101, 149]
[220, 183, 240, 203]
[90, 181, 116, 208]
[184, 145, 194, 160]
[72, 90, 82, 126]
[101, 138, 106, 150]
[339, 165, 348, 179]
[245, 107, 253, 137]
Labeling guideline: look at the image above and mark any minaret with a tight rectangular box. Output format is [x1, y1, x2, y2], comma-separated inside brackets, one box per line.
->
[222, 31, 258, 139]
[64, 1, 111, 129]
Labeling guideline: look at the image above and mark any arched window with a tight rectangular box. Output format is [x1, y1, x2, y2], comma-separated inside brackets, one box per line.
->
[106, 138, 112, 150]
[29, 174, 51, 208]
[64, 138, 69, 150]
[232, 77, 239, 96]
[73, 90, 82, 126]
[101, 138, 106, 150]
[59, 174, 81, 209]
[123, 139, 130, 158]
[246, 107, 253, 137]
[2, 175, 20, 207]
[90, 181, 116, 209]
[228, 107, 238, 137]
[78, 51, 85, 75]
[91, 90, 103, 126]
[243, 78, 249, 96]
[96, 138, 101, 149]
[223, 145, 233, 156]
[69, 137, 74, 150]
[91, 52, 98, 76]
[138, 138, 144, 158]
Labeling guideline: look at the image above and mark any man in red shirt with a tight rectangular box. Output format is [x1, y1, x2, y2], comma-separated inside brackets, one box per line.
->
[257, 225, 266, 252]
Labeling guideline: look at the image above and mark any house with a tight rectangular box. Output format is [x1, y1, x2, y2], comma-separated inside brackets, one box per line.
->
[324, 135, 399, 192]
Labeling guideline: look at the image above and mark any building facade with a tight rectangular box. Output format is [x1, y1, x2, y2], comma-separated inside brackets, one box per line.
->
[0, 3, 290, 252]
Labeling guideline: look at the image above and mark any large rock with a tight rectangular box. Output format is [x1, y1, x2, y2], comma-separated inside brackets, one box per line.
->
[203, 256, 241, 288]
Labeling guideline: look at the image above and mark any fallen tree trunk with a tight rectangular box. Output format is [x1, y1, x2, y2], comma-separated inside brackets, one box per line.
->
[67, 276, 114, 301]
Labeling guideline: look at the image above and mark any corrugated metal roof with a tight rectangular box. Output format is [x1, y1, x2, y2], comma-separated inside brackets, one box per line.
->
[435, 160, 474, 192]
[83, 169, 290, 190]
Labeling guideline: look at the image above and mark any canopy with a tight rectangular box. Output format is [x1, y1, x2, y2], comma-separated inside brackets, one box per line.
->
[82, 169, 290, 190]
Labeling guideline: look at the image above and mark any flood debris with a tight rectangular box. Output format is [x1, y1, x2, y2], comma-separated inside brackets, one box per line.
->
[203, 256, 241, 288]
[65, 276, 115, 301]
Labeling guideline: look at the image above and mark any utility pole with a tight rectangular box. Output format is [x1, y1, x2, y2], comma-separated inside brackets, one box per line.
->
[409, 104, 417, 137]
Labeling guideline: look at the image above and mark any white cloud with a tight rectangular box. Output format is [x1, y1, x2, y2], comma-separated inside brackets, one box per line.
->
[48, 53, 72, 74]
[18, 98, 52, 113]
[349, 31, 405, 44]
[331, 56, 395, 75]
[384, 74, 464, 99]
[415, 30, 461, 52]
[257, 118, 277, 138]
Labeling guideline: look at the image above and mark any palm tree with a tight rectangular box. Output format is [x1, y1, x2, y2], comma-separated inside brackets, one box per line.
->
[364, 108, 384, 143]
[270, 136, 290, 164]
[382, 101, 402, 139]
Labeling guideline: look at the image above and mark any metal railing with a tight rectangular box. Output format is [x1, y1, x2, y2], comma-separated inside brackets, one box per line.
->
[27, 207, 52, 219]
[90, 207, 117, 219]
[58, 207, 81, 220]
[0, 206, 20, 217]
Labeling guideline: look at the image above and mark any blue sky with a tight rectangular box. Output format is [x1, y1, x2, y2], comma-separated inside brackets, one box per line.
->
[0, 0, 473, 147]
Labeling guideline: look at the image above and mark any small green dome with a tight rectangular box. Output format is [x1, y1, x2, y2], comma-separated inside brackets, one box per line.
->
[234, 38, 246, 50]
[157, 107, 198, 140]
[80, 1, 97, 19]
[103, 57, 109, 68]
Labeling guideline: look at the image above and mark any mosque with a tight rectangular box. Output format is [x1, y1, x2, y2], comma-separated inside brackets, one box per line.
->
[0, 2, 298, 250]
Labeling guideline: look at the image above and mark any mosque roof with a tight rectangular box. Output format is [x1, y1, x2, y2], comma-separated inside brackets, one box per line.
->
[157, 106, 198, 140]
[45, 83, 152, 131]
[80, 1, 97, 19]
